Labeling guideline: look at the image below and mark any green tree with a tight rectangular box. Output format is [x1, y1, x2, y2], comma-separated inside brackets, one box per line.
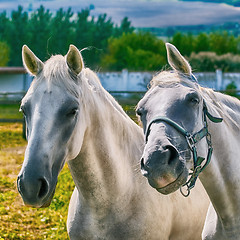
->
[74, 8, 95, 48]
[101, 32, 166, 71]
[0, 6, 136, 68]
[171, 32, 195, 56]
[114, 17, 134, 37]
[28, 5, 52, 61]
[0, 41, 10, 66]
[209, 32, 238, 55]
[194, 33, 210, 52]
[48, 8, 74, 55]
[0, 11, 10, 41]
[7, 6, 30, 66]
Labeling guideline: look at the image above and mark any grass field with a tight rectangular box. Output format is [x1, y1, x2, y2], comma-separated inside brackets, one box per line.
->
[0, 123, 75, 240]
[0, 104, 23, 120]
[0, 99, 140, 240]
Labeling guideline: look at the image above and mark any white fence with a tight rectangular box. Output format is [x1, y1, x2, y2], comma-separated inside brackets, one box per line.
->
[98, 69, 240, 92]
[1, 68, 240, 100]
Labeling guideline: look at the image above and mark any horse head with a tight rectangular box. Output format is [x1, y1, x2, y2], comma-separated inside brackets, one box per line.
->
[137, 43, 221, 195]
[17, 45, 87, 207]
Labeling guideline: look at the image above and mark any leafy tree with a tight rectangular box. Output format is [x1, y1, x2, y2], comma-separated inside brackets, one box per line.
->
[0, 6, 136, 68]
[0, 11, 10, 41]
[189, 51, 240, 72]
[48, 8, 74, 55]
[194, 33, 210, 52]
[209, 32, 238, 55]
[0, 41, 10, 66]
[7, 6, 30, 66]
[101, 32, 166, 71]
[74, 8, 95, 48]
[114, 17, 134, 37]
[171, 32, 195, 57]
[73, 9, 134, 69]
[28, 5, 52, 61]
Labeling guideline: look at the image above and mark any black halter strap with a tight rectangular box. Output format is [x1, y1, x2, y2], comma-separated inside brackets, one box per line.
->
[145, 100, 223, 197]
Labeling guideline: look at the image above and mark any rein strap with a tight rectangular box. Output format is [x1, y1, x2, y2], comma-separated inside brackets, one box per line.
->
[145, 102, 223, 197]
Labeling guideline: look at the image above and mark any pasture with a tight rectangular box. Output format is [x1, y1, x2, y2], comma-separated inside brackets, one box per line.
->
[0, 99, 139, 240]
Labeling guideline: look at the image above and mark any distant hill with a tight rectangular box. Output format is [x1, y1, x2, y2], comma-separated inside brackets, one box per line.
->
[180, 0, 240, 7]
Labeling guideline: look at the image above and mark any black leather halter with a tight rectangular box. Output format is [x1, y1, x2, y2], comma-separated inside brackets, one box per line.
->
[145, 100, 223, 197]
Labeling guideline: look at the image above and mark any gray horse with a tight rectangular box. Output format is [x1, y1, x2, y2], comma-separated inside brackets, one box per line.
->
[137, 43, 240, 239]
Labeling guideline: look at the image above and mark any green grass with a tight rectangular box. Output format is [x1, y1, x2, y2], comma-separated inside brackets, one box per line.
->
[0, 101, 139, 239]
[0, 123, 75, 240]
[0, 104, 23, 120]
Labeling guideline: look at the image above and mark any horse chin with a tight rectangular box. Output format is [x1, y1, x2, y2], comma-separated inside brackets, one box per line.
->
[40, 187, 56, 208]
[150, 168, 189, 195]
[23, 185, 56, 208]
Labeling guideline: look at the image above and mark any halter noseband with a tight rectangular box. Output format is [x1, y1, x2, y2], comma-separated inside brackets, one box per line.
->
[145, 100, 223, 197]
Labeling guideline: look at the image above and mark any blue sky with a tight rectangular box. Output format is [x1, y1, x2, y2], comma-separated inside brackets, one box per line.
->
[0, 0, 240, 27]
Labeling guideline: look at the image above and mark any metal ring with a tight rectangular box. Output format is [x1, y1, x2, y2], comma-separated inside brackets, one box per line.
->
[180, 185, 190, 197]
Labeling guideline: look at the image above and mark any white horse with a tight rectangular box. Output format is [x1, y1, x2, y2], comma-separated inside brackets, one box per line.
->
[17, 44, 209, 239]
[137, 43, 240, 239]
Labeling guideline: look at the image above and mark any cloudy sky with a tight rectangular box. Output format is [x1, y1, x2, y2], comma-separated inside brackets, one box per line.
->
[0, 0, 240, 27]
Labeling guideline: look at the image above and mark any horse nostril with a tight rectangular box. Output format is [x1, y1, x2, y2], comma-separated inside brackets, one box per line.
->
[38, 178, 49, 199]
[165, 145, 178, 165]
[17, 175, 24, 194]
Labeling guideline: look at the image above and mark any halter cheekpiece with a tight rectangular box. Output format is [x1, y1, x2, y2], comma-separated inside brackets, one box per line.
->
[145, 83, 223, 197]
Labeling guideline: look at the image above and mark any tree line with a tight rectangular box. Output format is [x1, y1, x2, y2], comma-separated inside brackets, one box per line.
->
[1, 6, 240, 72]
[102, 31, 240, 72]
[0, 6, 134, 68]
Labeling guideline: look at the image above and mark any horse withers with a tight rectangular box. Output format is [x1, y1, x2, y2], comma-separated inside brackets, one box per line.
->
[137, 43, 240, 239]
[17, 44, 209, 239]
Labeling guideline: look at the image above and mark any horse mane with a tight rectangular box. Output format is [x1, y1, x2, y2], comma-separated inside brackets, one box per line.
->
[151, 70, 240, 131]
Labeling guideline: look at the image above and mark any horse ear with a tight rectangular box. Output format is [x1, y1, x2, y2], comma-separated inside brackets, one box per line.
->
[22, 45, 43, 76]
[66, 45, 84, 75]
[166, 43, 192, 76]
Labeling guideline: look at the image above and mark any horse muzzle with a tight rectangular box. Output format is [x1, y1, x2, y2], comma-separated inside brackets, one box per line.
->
[17, 173, 55, 208]
[141, 144, 189, 194]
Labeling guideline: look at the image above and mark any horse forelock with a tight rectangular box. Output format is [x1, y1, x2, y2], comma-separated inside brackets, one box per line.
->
[149, 70, 240, 131]
[27, 55, 80, 98]
[150, 71, 198, 90]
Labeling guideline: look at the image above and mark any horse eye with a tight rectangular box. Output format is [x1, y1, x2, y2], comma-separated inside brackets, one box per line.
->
[191, 98, 199, 104]
[67, 108, 78, 117]
[136, 108, 142, 116]
[186, 92, 199, 105]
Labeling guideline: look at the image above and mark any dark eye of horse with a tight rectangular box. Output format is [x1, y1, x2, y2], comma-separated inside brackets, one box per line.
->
[186, 92, 200, 106]
[191, 97, 199, 104]
[67, 108, 78, 117]
[136, 108, 142, 117]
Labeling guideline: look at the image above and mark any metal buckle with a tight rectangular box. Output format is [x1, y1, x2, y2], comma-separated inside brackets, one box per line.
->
[186, 134, 196, 150]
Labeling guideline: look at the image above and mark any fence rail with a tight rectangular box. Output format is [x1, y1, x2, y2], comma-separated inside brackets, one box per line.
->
[0, 91, 25, 104]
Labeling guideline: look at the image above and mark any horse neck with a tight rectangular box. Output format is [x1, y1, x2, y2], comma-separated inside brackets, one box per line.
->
[68, 77, 144, 209]
[199, 92, 240, 233]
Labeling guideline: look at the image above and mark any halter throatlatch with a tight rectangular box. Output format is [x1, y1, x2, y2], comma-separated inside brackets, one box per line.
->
[145, 100, 223, 197]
